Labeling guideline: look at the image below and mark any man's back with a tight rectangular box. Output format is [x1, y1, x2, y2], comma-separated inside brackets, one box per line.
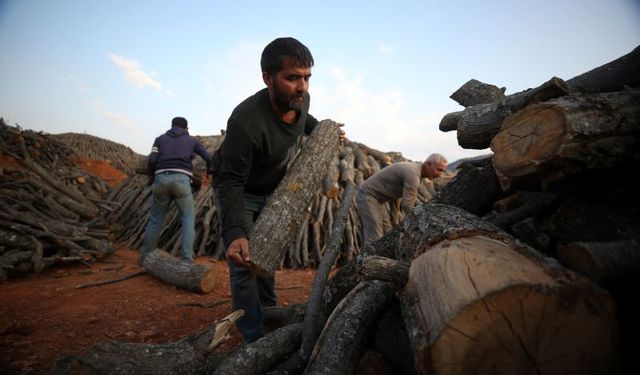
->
[360, 161, 422, 208]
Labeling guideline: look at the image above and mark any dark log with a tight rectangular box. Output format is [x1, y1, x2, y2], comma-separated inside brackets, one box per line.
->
[558, 239, 640, 283]
[373, 301, 417, 375]
[262, 303, 306, 333]
[490, 191, 560, 230]
[449, 79, 506, 107]
[358, 255, 409, 288]
[214, 323, 304, 375]
[394, 203, 618, 374]
[438, 110, 463, 132]
[566, 44, 640, 93]
[53, 312, 239, 375]
[141, 249, 216, 293]
[432, 156, 506, 216]
[491, 90, 640, 190]
[250, 120, 340, 276]
[305, 281, 396, 375]
[456, 77, 570, 149]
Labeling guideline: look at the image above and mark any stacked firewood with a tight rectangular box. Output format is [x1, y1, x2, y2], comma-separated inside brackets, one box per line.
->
[52, 132, 143, 176]
[0, 119, 116, 280]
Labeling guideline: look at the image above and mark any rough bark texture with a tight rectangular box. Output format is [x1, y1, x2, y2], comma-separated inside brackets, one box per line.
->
[250, 120, 340, 275]
[214, 323, 304, 375]
[395, 203, 618, 375]
[449, 78, 506, 107]
[142, 249, 216, 293]
[305, 280, 396, 375]
[490, 90, 640, 190]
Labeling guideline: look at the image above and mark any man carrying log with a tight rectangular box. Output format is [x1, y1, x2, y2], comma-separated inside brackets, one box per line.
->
[210, 37, 344, 343]
[356, 153, 447, 245]
[141, 117, 212, 263]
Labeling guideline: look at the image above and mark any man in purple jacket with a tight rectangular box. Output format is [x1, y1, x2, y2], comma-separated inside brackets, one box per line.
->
[141, 116, 212, 263]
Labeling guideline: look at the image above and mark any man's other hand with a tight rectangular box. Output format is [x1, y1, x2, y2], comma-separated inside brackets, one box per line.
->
[226, 238, 252, 267]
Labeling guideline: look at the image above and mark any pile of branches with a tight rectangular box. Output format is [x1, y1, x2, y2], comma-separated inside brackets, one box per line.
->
[52, 132, 143, 176]
[0, 119, 117, 279]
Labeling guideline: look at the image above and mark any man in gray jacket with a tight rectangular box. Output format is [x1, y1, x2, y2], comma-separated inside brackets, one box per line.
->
[357, 153, 447, 246]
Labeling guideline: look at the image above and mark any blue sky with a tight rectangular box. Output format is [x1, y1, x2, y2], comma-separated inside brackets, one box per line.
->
[1, 0, 639, 163]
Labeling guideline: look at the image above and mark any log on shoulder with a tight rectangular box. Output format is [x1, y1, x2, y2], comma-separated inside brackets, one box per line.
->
[490, 90, 640, 190]
[142, 249, 217, 293]
[250, 120, 340, 275]
[396, 203, 618, 375]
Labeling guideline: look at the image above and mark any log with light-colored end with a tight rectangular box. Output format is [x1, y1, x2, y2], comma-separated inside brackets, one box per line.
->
[403, 234, 617, 374]
[142, 249, 217, 293]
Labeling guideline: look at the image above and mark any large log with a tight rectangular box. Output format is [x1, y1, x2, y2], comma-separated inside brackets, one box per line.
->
[395, 203, 618, 374]
[490, 90, 640, 190]
[53, 312, 241, 375]
[305, 280, 396, 375]
[250, 120, 340, 275]
[142, 249, 216, 293]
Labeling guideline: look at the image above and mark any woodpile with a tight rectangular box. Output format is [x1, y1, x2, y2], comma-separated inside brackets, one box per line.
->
[0, 119, 116, 280]
[52, 132, 143, 176]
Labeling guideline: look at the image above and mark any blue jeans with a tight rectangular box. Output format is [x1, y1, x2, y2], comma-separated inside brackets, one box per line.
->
[143, 172, 195, 261]
[214, 189, 277, 342]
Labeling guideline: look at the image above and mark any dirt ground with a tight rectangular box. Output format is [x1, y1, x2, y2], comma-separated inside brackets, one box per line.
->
[0, 247, 316, 374]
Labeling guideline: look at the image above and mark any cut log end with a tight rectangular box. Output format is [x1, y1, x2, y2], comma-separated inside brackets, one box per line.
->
[491, 104, 567, 180]
[426, 285, 617, 375]
[403, 235, 618, 374]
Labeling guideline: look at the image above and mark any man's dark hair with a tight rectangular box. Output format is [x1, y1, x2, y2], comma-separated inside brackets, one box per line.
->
[171, 117, 188, 129]
[260, 37, 314, 75]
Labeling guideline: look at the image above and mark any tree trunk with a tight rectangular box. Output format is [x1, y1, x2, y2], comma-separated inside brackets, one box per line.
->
[395, 203, 618, 375]
[250, 120, 341, 276]
[490, 90, 640, 190]
[142, 249, 217, 293]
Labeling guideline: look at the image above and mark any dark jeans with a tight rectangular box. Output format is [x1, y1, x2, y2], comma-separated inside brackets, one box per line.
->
[214, 189, 277, 342]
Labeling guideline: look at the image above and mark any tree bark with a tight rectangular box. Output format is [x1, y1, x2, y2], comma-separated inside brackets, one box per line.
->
[490, 90, 640, 190]
[449, 79, 506, 107]
[395, 203, 618, 375]
[250, 120, 340, 276]
[142, 249, 217, 293]
[305, 280, 396, 375]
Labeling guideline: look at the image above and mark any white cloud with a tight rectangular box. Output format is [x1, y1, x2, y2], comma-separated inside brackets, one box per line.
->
[109, 53, 164, 92]
[89, 98, 139, 133]
[377, 43, 394, 56]
[67, 75, 91, 93]
[312, 64, 488, 163]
